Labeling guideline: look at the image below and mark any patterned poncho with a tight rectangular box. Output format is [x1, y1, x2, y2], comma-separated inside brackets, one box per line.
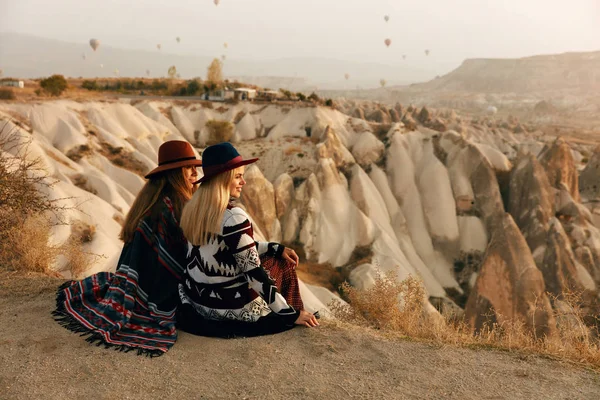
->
[53, 197, 186, 356]
[179, 205, 299, 325]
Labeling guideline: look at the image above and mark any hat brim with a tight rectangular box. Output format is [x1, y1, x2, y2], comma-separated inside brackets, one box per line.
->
[144, 159, 203, 179]
[194, 158, 258, 184]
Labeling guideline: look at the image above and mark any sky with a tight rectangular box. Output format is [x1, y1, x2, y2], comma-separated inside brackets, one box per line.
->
[1, 0, 599, 75]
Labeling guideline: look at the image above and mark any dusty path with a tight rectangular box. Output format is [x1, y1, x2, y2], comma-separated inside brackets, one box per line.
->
[0, 275, 599, 400]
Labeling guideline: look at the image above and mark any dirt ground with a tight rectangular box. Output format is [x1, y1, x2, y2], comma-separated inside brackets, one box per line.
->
[0, 274, 599, 400]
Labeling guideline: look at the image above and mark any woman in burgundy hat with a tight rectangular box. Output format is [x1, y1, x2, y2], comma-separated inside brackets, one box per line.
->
[54, 140, 203, 356]
[177, 142, 318, 337]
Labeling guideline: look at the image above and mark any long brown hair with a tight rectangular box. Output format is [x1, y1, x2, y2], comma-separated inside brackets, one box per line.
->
[180, 167, 238, 246]
[120, 168, 194, 243]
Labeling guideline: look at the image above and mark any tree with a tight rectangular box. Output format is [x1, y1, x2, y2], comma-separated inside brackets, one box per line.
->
[308, 92, 320, 103]
[280, 89, 292, 99]
[187, 79, 201, 95]
[296, 92, 306, 102]
[40, 75, 68, 97]
[206, 58, 223, 85]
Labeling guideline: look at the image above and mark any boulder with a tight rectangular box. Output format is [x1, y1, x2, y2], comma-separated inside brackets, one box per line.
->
[316, 126, 355, 170]
[351, 132, 385, 168]
[465, 213, 556, 337]
[241, 165, 281, 242]
[539, 138, 580, 202]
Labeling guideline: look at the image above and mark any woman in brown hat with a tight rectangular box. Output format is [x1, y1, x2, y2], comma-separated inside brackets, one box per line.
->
[176, 142, 318, 338]
[54, 140, 202, 356]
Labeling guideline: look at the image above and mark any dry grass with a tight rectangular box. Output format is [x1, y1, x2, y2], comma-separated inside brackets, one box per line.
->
[329, 273, 600, 368]
[98, 142, 148, 177]
[71, 174, 98, 195]
[0, 121, 101, 279]
[284, 145, 304, 156]
[205, 120, 234, 145]
[0, 213, 59, 274]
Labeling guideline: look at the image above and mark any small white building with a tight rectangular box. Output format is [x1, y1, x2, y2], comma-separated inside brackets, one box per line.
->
[0, 80, 25, 89]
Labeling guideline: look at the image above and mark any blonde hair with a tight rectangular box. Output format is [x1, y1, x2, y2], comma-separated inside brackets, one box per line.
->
[120, 168, 194, 243]
[181, 168, 238, 246]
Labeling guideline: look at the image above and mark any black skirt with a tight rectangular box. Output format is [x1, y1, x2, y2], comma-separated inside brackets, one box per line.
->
[176, 304, 297, 338]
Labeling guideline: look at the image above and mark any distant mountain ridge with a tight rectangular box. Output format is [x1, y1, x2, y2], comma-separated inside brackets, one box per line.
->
[0, 32, 438, 90]
[407, 51, 600, 94]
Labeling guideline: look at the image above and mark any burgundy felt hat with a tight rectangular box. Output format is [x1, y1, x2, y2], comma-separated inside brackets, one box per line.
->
[194, 142, 258, 183]
[144, 141, 203, 179]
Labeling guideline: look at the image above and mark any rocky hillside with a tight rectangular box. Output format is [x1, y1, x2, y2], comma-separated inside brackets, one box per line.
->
[411, 51, 600, 94]
[323, 51, 600, 124]
[1, 98, 600, 335]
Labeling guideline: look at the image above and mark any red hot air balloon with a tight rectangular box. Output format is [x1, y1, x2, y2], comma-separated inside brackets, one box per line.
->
[384, 38, 391, 48]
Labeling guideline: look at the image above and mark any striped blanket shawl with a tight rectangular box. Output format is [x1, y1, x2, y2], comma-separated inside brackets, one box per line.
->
[53, 197, 186, 357]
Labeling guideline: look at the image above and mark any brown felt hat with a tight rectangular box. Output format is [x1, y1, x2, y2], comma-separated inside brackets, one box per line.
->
[144, 141, 203, 179]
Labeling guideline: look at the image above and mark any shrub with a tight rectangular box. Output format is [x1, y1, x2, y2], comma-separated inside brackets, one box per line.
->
[329, 272, 600, 367]
[280, 89, 292, 99]
[296, 92, 306, 102]
[39, 74, 68, 97]
[325, 99, 333, 107]
[0, 122, 65, 274]
[0, 88, 16, 100]
[308, 92, 321, 103]
[81, 80, 98, 91]
[205, 120, 234, 144]
[187, 79, 201, 95]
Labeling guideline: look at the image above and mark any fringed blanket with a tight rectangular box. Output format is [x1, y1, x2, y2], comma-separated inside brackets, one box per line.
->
[53, 197, 186, 357]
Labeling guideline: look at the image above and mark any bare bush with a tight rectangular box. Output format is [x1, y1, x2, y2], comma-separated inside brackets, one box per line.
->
[329, 273, 600, 367]
[0, 121, 98, 278]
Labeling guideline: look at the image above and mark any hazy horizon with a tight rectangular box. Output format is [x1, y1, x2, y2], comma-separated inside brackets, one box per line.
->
[2, 1, 599, 62]
[1, 0, 599, 88]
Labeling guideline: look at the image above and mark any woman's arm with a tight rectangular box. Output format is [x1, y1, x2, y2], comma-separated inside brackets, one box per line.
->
[222, 209, 298, 324]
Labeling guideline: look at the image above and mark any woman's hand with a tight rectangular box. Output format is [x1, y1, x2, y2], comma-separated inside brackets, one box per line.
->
[281, 247, 299, 267]
[295, 310, 319, 327]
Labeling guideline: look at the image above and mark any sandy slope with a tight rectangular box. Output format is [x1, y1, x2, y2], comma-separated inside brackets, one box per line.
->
[0, 274, 598, 400]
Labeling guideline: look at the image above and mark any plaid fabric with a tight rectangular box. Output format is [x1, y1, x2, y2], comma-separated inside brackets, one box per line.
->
[53, 197, 186, 357]
[261, 256, 304, 311]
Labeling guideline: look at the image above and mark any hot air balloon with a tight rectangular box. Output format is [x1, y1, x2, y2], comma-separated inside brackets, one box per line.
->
[384, 15, 390, 22]
[157, 44, 162, 50]
[424, 49, 430, 56]
[221, 54, 227, 61]
[176, 73, 181, 79]
[486, 105, 498, 115]
[168, 65, 177, 79]
[81, 53, 86, 60]
[146, 69, 150, 76]
[380, 79, 387, 88]
[384, 38, 391, 48]
[223, 42, 228, 49]
[344, 73, 350, 80]
[214, 0, 220, 6]
[89, 39, 100, 51]
[402, 54, 407, 60]
[114, 69, 119, 76]
[176, 37, 181, 43]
